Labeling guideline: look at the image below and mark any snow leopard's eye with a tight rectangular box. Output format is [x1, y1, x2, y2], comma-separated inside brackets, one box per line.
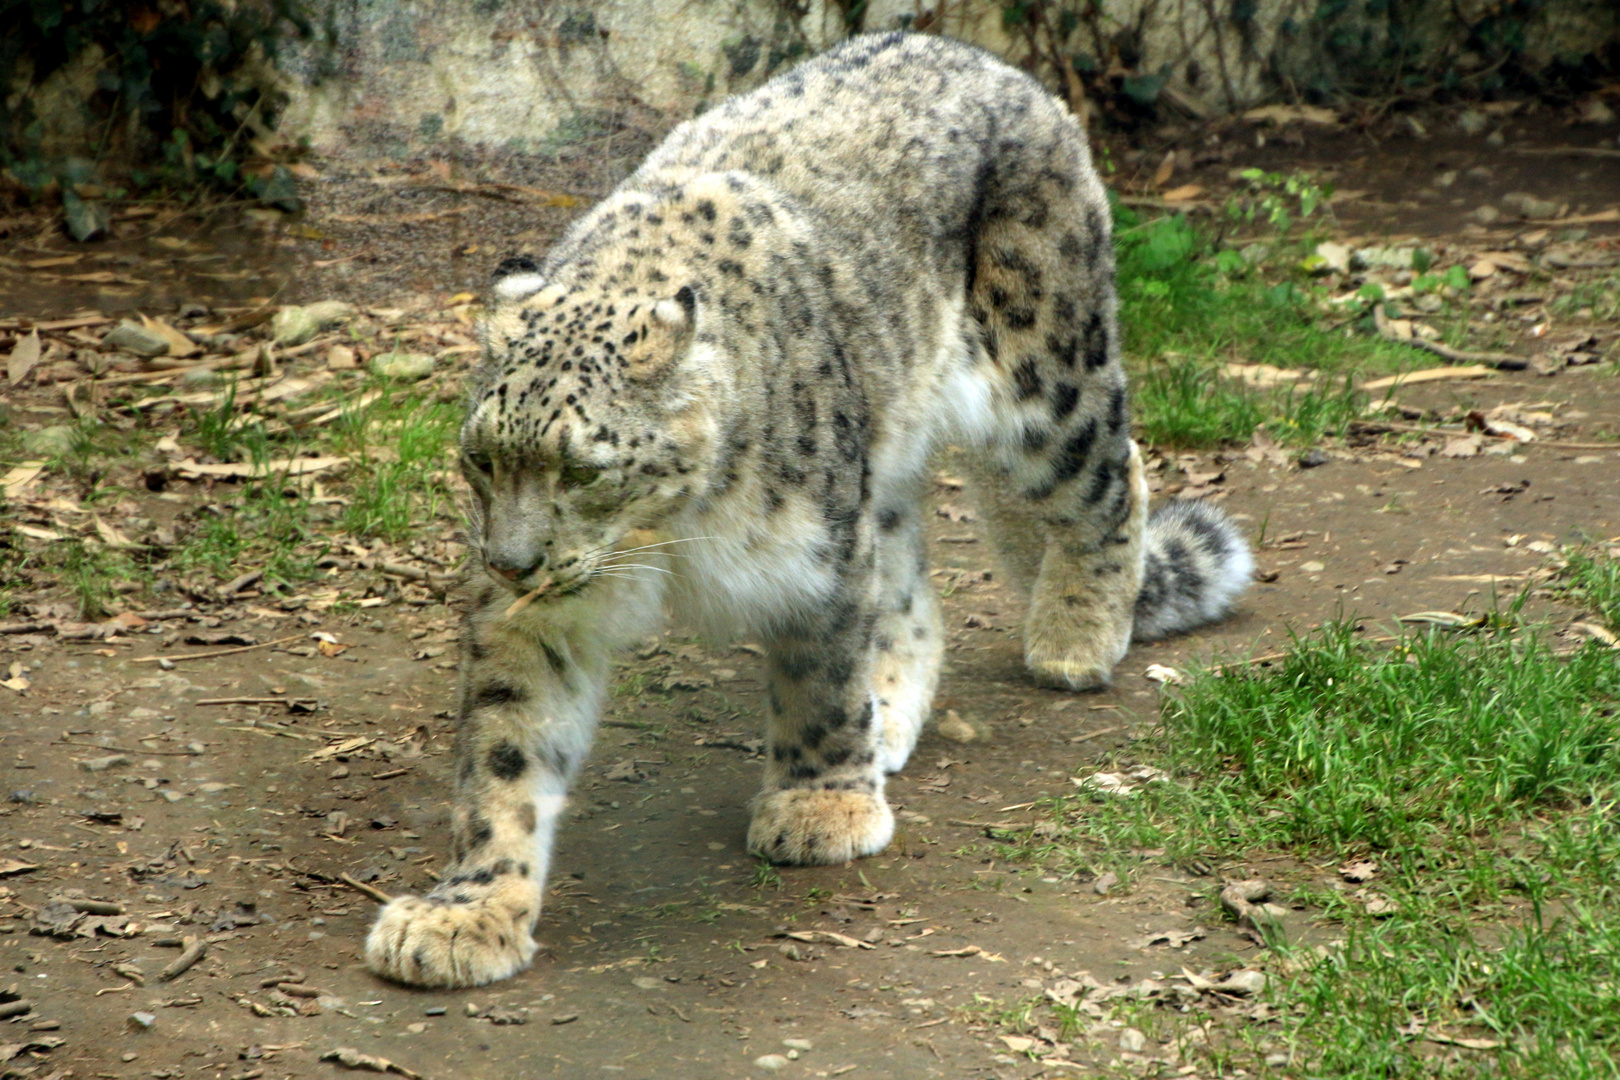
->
[557, 461, 601, 489]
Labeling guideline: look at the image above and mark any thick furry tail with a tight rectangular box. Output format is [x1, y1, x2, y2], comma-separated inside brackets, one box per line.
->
[1132, 499, 1253, 642]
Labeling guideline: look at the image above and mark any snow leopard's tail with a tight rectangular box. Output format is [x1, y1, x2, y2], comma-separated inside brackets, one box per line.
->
[1132, 499, 1253, 642]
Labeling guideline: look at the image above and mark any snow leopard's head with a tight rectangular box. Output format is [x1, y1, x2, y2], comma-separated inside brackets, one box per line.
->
[461, 258, 721, 598]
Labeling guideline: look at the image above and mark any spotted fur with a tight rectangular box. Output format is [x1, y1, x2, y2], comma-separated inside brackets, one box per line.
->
[365, 32, 1250, 989]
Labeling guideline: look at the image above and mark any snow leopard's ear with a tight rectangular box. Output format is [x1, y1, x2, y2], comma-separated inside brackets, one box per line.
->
[627, 285, 697, 381]
[490, 255, 554, 303]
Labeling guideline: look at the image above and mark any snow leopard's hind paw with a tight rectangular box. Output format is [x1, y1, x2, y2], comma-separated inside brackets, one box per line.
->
[746, 788, 894, 865]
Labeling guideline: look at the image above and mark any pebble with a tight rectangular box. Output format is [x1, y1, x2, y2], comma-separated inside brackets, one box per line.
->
[127, 1011, 157, 1031]
[1118, 1027, 1148, 1053]
[370, 351, 436, 380]
[1456, 110, 1488, 136]
[1297, 447, 1328, 468]
[21, 425, 76, 458]
[78, 754, 132, 773]
[271, 301, 355, 347]
[782, 1038, 813, 1051]
[103, 320, 171, 358]
[1501, 192, 1559, 220]
[753, 1055, 790, 1071]
[423, 1006, 446, 1016]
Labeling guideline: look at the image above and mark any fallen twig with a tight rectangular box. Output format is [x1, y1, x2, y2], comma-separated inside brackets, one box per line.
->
[132, 633, 304, 664]
[156, 935, 208, 982]
[1371, 304, 1527, 370]
[54, 738, 202, 757]
[339, 873, 394, 905]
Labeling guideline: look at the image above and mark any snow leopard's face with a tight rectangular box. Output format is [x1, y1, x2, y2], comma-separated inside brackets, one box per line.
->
[461, 268, 718, 597]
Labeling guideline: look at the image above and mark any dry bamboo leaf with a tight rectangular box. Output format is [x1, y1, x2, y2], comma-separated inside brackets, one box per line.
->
[7, 329, 41, 383]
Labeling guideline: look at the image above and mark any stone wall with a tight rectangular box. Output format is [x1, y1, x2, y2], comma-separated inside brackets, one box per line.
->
[276, 0, 849, 158]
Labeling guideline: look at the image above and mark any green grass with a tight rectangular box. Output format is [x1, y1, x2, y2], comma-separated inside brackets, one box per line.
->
[328, 385, 460, 543]
[1113, 206, 1434, 448]
[995, 557, 1620, 1077]
[1554, 545, 1620, 631]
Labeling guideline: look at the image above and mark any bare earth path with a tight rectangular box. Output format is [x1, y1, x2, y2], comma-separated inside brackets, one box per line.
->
[2, 108, 1618, 1080]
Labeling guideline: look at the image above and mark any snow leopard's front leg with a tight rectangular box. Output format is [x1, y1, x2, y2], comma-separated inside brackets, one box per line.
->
[365, 585, 611, 988]
[747, 584, 895, 865]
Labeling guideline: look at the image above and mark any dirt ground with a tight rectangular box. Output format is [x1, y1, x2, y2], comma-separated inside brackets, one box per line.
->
[1, 99, 1618, 1080]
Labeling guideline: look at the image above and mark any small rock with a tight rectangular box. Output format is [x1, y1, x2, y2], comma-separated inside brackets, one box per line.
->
[179, 367, 220, 389]
[78, 754, 132, 773]
[1352, 246, 1417, 271]
[1471, 204, 1501, 224]
[103, 320, 172, 358]
[1300, 560, 1325, 573]
[1118, 1027, 1148, 1053]
[271, 301, 355, 347]
[327, 344, 359, 370]
[1501, 192, 1560, 220]
[423, 1006, 446, 1016]
[21, 425, 76, 458]
[631, 976, 663, 990]
[1240, 242, 1270, 266]
[370, 351, 436, 381]
[1485, 130, 1505, 148]
[937, 709, 977, 744]
[1093, 871, 1118, 896]
[1215, 969, 1267, 995]
[754, 1055, 791, 1072]
[1577, 97, 1615, 125]
[1311, 241, 1350, 274]
[782, 1038, 813, 1051]
[1456, 110, 1489, 136]
[1297, 447, 1328, 468]
[62, 190, 110, 242]
[127, 1011, 157, 1031]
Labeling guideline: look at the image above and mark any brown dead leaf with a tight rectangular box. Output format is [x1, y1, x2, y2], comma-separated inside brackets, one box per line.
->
[1161, 183, 1205, 203]
[1, 461, 45, 500]
[1244, 103, 1339, 126]
[1340, 859, 1379, 882]
[93, 515, 141, 549]
[172, 456, 347, 481]
[1153, 151, 1175, 188]
[138, 315, 200, 358]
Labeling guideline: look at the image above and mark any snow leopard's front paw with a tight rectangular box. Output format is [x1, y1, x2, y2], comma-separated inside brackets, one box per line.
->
[365, 873, 541, 988]
[747, 788, 894, 865]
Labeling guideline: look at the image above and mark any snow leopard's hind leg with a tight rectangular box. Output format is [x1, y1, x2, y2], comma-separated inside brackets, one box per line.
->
[868, 497, 944, 774]
[965, 126, 1147, 691]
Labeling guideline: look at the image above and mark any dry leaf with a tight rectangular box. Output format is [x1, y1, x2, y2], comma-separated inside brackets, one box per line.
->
[172, 456, 348, 481]
[138, 314, 201, 358]
[1, 461, 45, 499]
[1161, 183, 1205, 203]
[93, 515, 141, 549]
[1361, 366, 1494, 392]
[1243, 103, 1339, 126]
[7, 329, 41, 383]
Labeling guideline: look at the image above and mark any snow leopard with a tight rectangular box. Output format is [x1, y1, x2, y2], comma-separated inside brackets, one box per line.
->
[365, 31, 1251, 988]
